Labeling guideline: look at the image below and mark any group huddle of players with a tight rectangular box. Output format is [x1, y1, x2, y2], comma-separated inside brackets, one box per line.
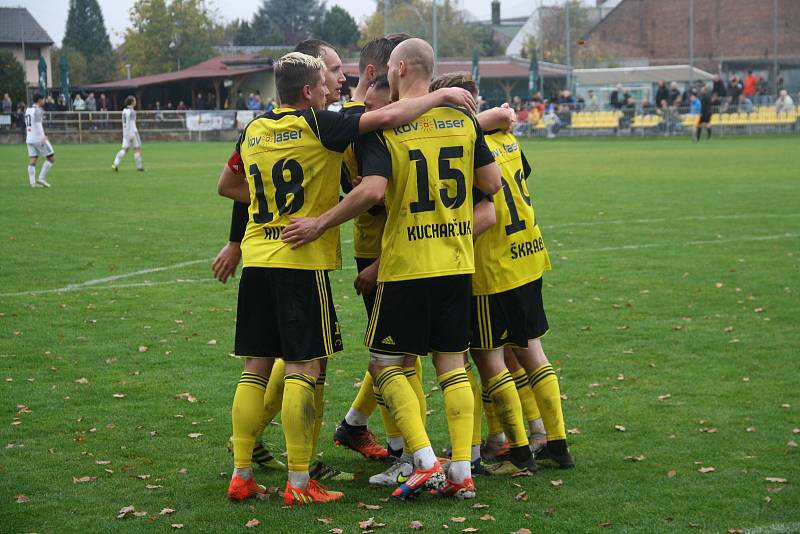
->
[214, 34, 574, 507]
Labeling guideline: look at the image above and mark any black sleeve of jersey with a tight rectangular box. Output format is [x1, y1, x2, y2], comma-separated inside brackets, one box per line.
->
[472, 186, 493, 206]
[472, 117, 495, 169]
[521, 152, 532, 179]
[234, 128, 245, 157]
[307, 109, 361, 153]
[360, 131, 392, 179]
[229, 201, 249, 243]
[340, 166, 353, 194]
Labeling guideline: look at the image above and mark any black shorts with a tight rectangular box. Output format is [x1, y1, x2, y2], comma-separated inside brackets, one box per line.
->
[365, 274, 471, 357]
[471, 277, 549, 350]
[355, 257, 379, 316]
[234, 267, 343, 362]
[699, 113, 712, 124]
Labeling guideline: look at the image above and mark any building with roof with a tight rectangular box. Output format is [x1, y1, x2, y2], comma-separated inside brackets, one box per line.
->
[81, 54, 275, 111]
[0, 7, 54, 89]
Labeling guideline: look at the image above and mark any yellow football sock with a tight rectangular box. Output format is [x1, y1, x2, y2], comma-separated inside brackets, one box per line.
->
[231, 371, 268, 468]
[282, 373, 317, 472]
[373, 385, 402, 439]
[511, 367, 540, 423]
[310, 372, 326, 459]
[375, 366, 430, 453]
[464, 362, 482, 447]
[438, 368, 474, 462]
[528, 364, 566, 441]
[351, 370, 377, 417]
[482, 385, 503, 436]
[404, 365, 427, 427]
[257, 359, 284, 436]
[486, 369, 528, 448]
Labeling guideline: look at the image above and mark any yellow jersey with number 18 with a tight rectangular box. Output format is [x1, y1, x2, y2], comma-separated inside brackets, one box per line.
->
[472, 130, 551, 296]
[237, 107, 361, 270]
[360, 105, 496, 282]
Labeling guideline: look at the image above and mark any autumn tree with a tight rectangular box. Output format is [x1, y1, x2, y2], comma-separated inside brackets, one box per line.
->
[120, 0, 216, 77]
[62, 0, 116, 82]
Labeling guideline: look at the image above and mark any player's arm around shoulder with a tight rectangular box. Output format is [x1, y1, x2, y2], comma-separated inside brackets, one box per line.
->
[473, 119, 502, 196]
[473, 197, 497, 238]
[476, 104, 516, 133]
[356, 87, 477, 134]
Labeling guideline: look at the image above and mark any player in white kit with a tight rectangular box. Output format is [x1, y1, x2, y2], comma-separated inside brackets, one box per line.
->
[112, 95, 144, 172]
[25, 93, 55, 188]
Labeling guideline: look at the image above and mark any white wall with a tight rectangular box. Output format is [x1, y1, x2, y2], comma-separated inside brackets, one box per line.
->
[9, 44, 53, 89]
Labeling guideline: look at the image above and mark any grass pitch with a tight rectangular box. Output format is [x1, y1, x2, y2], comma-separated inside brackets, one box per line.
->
[1, 136, 798, 533]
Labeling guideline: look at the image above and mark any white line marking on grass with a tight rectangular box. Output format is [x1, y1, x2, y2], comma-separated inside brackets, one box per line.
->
[545, 212, 800, 229]
[0, 258, 212, 297]
[561, 233, 798, 254]
[0, 278, 215, 297]
[745, 523, 800, 534]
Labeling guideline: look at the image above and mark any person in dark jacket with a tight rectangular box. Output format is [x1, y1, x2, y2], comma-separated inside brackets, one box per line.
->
[654, 81, 669, 107]
[695, 86, 713, 141]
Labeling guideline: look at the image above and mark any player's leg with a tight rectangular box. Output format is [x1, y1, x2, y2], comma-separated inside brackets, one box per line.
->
[37, 145, 54, 187]
[133, 134, 144, 170]
[505, 348, 546, 448]
[112, 142, 127, 170]
[463, 358, 484, 472]
[27, 151, 38, 187]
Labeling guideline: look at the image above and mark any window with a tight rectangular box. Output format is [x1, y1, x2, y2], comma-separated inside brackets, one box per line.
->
[24, 46, 40, 60]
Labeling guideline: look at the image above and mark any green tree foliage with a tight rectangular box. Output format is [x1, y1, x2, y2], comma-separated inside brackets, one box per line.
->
[0, 50, 27, 104]
[62, 0, 116, 82]
[233, 20, 256, 46]
[536, 0, 612, 68]
[316, 6, 360, 53]
[51, 46, 89, 87]
[120, 0, 216, 77]
[361, 0, 490, 57]
[251, 0, 326, 46]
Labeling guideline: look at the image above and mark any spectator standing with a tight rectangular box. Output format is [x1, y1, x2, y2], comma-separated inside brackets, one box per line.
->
[196, 93, 205, 110]
[738, 93, 754, 113]
[668, 81, 681, 106]
[728, 76, 742, 111]
[57, 94, 67, 111]
[236, 92, 246, 110]
[743, 70, 757, 99]
[1, 93, 11, 113]
[73, 93, 86, 110]
[265, 98, 275, 113]
[44, 95, 56, 111]
[585, 90, 600, 112]
[609, 84, 622, 109]
[711, 74, 727, 99]
[85, 92, 97, 111]
[99, 93, 107, 111]
[177, 101, 187, 111]
[654, 81, 669, 108]
[543, 103, 561, 138]
[775, 90, 795, 113]
[695, 87, 713, 142]
[247, 92, 257, 110]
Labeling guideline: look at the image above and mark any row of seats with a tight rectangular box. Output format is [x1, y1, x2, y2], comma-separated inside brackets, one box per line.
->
[526, 110, 798, 129]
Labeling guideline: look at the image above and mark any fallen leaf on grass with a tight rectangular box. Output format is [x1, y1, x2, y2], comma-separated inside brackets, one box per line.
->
[187, 433, 203, 439]
[614, 425, 626, 432]
[16, 494, 30, 503]
[95, 460, 111, 465]
[766, 486, 784, 493]
[567, 428, 581, 435]
[667, 470, 677, 478]
[715, 282, 723, 288]
[462, 529, 479, 533]
[117, 505, 136, 519]
[727, 529, 744, 533]
[688, 523, 701, 528]
[625, 454, 646, 462]
[408, 520, 424, 530]
[746, 427, 756, 433]
[112, 393, 126, 398]
[207, 339, 218, 345]
[358, 502, 381, 510]
[782, 404, 791, 408]
[512, 530, 532, 534]
[73, 476, 97, 483]
[133, 511, 148, 517]
[75, 377, 89, 384]
[699, 427, 719, 433]
[451, 517, 466, 523]
[174, 393, 198, 403]
[133, 474, 150, 480]
[245, 518, 261, 528]
[550, 480, 563, 486]
[470, 503, 489, 509]
[479, 514, 495, 521]
[514, 490, 528, 501]
[138, 346, 148, 352]
[598, 522, 613, 528]
[788, 441, 798, 448]
[358, 517, 385, 529]
[317, 518, 334, 524]
[765, 477, 788, 483]
[698, 467, 715, 474]
[330, 529, 344, 534]
[794, 428, 800, 434]
[160, 508, 176, 515]
[145, 484, 163, 490]
[171, 524, 184, 529]
[657, 394, 671, 401]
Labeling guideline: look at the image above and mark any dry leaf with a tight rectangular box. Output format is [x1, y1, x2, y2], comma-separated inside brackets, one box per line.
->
[746, 427, 756, 433]
[479, 514, 495, 521]
[133, 511, 148, 517]
[175, 393, 198, 403]
[358, 502, 382, 510]
[317, 518, 334, 524]
[160, 508, 176, 515]
[726, 529, 744, 534]
[514, 490, 528, 501]
[171, 524, 184, 529]
[138, 346, 148, 352]
[698, 466, 715, 474]
[409, 520, 424, 530]
[16, 494, 30, 503]
[133, 474, 150, 480]
[782, 403, 791, 408]
[598, 522, 613, 528]
[330, 529, 344, 534]
[765, 477, 787, 483]
[245, 518, 261, 528]
[145, 484, 163, 490]
[117, 505, 136, 519]
[207, 339, 218, 345]
[625, 454, 646, 462]
[550, 479, 563, 486]
[451, 517, 466, 523]
[615, 425, 626, 432]
[657, 394, 671, 401]
[688, 523, 701, 528]
[358, 517, 385, 529]
[788, 441, 798, 448]
[794, 428, 800, 434]
[667, 470, 677, 478]
[512, 530, 532, 534]
[470, 503, 489, 509]
[95, 460, 111, 465]
[567, 428, 581, 434]
[112, 393, 126, 398]
[462, 529, 479, 533]
[73, 476, 97, 484]
[187, 433, 203, 439]
[714, 282, 723, 288]
[75, 377, 89, 384]
[766, 486, 784, 493]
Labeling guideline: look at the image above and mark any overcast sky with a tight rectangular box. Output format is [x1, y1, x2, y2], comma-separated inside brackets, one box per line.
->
[0, 0, 545, 47]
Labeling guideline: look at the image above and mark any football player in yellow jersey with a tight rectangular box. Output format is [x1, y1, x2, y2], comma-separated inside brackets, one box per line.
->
[217, 51, 477, 505]
[430, 73, 575, 471]
[283, 38, 502, 500]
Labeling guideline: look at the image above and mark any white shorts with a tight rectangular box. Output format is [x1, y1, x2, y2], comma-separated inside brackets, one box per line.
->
[122, 133, 141, 149]
[27, 141, 54, 158]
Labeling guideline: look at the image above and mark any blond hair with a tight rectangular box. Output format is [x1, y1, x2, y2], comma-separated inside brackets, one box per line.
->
[274, 52, 326, 105]
[429, 72, 478, 98]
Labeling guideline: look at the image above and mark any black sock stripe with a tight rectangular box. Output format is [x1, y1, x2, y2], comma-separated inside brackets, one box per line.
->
[513, 376, 529, 389]
[439, 374, 471, 391]
[403, 369, 416, 378]
[486, 375, 515, 395]
[529, 370, 556, 388]
[375, 367, 404, 389]
[528, 365, 554, 382]
[285, 373, 316, 388]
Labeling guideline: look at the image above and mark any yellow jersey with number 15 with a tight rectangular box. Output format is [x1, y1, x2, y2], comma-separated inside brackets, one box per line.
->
[472, 130, 551, 296]
[237, 107, 361, 270]
[360, 105, 496, 282]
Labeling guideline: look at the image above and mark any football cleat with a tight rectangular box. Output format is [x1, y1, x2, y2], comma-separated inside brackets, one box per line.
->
[309, 461, 357, 482]
[111, 164, 118, 172]
[430, 477, 476, 500]
[136, 167, 145, 172]
[227, 473, 267, 501]
[369, 456, 414, 486]
[391, 461, 446, 500]
[480, 439, 510, 463]
[471, 458, 488, 476]
[283, 479, 344, 506]
[534, 440, 575, 469]
[226, 437, 285, 471]
[333, 423, 388, 460]
[36, 179, 51, 188]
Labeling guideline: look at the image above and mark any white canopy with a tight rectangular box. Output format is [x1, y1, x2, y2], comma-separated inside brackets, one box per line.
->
[573, 65, 714, 86]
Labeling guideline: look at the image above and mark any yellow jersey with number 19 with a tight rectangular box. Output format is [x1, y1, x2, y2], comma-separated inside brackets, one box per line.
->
[472, 130, 551, 296]
[360, 105, 496, 282]
[237, 107, 361, 270]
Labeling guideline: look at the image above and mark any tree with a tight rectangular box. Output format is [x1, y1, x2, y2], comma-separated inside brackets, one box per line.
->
[361, 0, 490, 58]
[51, 46, 89, 87]
[62, 0, 116, 82]
[536, 1, 612, 68]
[120, 0, 216, 77]
[316, 6, 360, 53]
[251, 0, 326, 46]
[0, 51, 27, 104]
